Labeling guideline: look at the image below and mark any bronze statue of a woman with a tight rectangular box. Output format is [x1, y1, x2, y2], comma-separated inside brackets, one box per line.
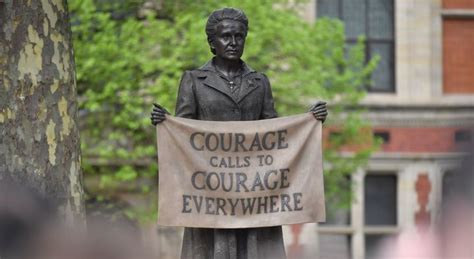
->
[151, 7, 327, 259]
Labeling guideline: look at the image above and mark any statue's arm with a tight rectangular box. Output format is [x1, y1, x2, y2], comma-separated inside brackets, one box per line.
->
[175, 71, 198, 119]
[260, 73, 278, 119]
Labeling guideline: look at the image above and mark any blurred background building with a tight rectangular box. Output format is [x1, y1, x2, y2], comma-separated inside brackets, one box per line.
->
[2, 0, 472, 258]
[59, 0, 473, 258]
[283, 0, 474, 258]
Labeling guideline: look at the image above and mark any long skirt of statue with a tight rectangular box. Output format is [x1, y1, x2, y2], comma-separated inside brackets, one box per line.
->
[180, 227, 286, 259]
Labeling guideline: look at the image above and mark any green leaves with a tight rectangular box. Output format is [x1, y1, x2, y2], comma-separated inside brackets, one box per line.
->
[116, 166, 139, 182]
[72, 0, 379, 221]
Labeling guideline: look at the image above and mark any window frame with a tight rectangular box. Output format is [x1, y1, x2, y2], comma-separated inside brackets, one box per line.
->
[317, 0, 397, 93]
[316, 170, 400, 259]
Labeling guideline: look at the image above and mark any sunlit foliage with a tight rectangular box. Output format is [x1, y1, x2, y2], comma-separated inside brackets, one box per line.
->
[70, 0, 379, 221]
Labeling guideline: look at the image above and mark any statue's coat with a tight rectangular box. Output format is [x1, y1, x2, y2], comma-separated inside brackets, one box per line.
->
[175, 59, 286, 259]
[175, 60, 278, 121]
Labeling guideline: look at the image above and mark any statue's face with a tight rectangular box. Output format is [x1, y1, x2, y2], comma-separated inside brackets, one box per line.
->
[211, 19, 246, 61]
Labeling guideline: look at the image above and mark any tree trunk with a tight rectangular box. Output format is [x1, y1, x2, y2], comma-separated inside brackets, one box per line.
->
[0, 0, 84, 224]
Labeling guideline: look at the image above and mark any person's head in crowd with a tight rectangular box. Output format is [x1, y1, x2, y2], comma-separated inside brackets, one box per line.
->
[439, 144, 473, 258]
[1, 175, 153, 259]
[0, 177, 54, 258]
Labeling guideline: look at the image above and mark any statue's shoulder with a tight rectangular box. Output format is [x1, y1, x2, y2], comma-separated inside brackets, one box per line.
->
[182, 60, 213, 79]
[247, 70, 269, 84]
[180, 67, 208, 81]
[196, 60, 213, 71]
[252, 71, 267, 79]
[185, 69, 208, 80]
[241, 62, 267, 80]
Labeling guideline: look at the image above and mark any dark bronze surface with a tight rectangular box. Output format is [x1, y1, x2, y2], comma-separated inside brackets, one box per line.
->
[151, 7, 327, 259]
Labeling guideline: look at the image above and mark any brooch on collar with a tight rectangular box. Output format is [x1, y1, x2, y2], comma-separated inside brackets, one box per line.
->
[247, 79, 255, 87]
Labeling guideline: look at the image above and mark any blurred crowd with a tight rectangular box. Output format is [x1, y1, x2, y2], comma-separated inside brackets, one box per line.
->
[1, 146, 472, 259]
[377, 145, 474, 259]
[0, 178, 154, 259]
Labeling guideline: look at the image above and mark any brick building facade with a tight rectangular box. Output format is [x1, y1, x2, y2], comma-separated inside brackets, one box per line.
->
[283, 0, 474, 258]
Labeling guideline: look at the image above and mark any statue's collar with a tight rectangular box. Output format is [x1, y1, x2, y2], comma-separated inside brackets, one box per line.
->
[198, 58, 255, 76]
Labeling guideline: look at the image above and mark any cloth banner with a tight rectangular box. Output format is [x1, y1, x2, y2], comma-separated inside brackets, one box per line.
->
[156, 113, 325, 228]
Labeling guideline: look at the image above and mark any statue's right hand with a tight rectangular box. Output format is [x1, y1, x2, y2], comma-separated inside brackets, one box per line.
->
[151, 103, 170, 126]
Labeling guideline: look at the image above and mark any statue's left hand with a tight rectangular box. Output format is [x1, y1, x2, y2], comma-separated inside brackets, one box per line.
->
[309, 101, 328, 123]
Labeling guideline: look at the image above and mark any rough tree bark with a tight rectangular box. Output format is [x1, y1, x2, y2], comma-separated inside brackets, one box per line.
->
[0, 0, 84, 223]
